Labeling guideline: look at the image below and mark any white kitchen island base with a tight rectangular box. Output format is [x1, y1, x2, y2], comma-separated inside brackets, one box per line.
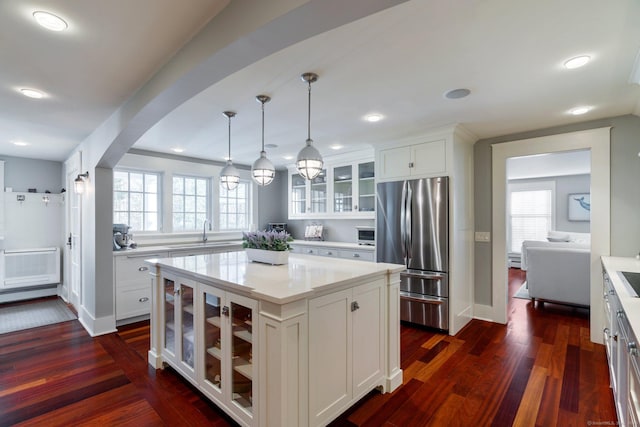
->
[147, 251, 403, 427]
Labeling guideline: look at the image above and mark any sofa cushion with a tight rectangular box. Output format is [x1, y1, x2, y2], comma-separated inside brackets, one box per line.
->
[547, 231, 571, 242]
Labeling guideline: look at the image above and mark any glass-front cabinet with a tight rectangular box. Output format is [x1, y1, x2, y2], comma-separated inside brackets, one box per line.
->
[288, 152, 374, 219]
[162, 275, 196, 381]
[201, 285, 257, 426]
[289, 170, 327, 217]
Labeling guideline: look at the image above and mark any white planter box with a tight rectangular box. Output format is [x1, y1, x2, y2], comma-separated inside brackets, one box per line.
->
[245, 248, 289, 265]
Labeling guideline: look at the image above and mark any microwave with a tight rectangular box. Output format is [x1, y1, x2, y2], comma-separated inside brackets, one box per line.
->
[356, 226, 375, 246]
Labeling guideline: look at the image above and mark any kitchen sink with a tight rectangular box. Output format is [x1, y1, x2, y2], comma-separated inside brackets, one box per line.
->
[619, 271, 640, 297]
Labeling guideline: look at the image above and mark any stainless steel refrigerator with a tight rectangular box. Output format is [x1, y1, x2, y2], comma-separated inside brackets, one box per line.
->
[376, 176, 449, 330]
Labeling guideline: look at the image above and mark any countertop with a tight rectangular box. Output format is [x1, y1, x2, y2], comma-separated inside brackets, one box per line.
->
[112, 240, 242, 257]
[147, 251, 402, 305]
[290, 239, 375, 250]
[602, 256, 640, 336]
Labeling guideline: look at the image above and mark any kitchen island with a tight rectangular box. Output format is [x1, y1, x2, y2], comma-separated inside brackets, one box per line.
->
[147, 251, 403, 427]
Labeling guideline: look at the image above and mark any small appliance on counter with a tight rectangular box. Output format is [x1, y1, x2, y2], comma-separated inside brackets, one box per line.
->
[356, 226, 375, 246]
[267, 223, 287, 233]
[304, 223, 323, 241]
[113, 223, 136, 250]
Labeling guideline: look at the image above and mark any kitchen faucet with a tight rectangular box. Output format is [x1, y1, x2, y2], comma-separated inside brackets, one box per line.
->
[202, 219, 210, 242]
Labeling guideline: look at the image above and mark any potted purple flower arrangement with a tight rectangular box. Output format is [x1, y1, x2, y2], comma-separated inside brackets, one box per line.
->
[242, 230, 293, 265]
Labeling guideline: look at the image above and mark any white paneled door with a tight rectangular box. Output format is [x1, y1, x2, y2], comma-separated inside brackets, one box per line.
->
[64, 153, 82, 310]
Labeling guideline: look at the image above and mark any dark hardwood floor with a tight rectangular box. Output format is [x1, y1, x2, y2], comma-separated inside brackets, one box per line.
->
[0, 269, 616, 426]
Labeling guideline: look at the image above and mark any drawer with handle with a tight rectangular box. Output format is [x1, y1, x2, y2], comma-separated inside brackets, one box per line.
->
[116, 286, 152, 320]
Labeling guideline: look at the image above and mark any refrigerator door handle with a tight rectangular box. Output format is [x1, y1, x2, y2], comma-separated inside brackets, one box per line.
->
[406, 182, 413, 264]
[400, 181, 407, 263]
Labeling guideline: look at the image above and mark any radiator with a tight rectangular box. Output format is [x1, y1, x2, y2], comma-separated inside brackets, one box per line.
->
[1, 247, 61, 289]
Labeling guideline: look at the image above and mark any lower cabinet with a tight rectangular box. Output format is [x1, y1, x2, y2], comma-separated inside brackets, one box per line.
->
[114, 251, 168, 320]
[199, 285, 257, 426]
[308, 279, 384, 426]
[290, 243, 373, 262]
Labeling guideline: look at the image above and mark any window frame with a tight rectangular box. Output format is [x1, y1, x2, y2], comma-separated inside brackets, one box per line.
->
[113, 168, 162, 233]
[218, 179, 253, 231]
[171, 174, 211, 232]
[507, 180, 556, 255]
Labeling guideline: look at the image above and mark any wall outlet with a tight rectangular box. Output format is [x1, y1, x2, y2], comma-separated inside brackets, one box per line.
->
[475, 231, 491, 242]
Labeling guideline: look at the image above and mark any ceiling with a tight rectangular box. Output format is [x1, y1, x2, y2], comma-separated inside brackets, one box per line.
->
[2, 0, 640, 169]
[507, 150, 591, 180]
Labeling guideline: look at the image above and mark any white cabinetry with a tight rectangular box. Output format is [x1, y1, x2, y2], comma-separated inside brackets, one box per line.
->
[288, 152, 374, 220]
[377, 139, 445, 181]
[308, 279, 384, 426]
[114, 251, 168, 321]
[200, 285, 257, 426]
[375, 125, 476, 335]
[289, 242, 374, 262]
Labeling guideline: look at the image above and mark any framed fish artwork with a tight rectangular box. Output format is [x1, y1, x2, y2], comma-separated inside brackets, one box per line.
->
[568, 193, 590, 221]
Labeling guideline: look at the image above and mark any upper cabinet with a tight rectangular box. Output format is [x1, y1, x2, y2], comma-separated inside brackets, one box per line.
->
[377, 139, 446, 181]
[288, 152, 374, 219]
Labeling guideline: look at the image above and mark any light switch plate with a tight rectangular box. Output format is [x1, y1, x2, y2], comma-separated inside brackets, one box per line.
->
[475, 231, 491, 242]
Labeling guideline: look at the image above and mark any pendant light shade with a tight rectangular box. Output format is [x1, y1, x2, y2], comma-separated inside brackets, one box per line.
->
[251, 95, 276, 186]
[220, 111, 240, 191]
[296, 72, 323, 180]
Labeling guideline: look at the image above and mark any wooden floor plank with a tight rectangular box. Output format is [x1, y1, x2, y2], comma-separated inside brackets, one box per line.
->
[0, 268, 617, 426]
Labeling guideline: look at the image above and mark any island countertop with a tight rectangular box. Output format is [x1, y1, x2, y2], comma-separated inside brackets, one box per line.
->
[147, 251, 404, 305]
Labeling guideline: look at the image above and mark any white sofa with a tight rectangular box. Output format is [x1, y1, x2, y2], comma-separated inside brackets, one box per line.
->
[521, 231, 591, 307]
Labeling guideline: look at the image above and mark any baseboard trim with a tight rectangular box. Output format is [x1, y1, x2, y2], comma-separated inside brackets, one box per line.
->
[78, 305, 117, 337]
[473, 303, 498, 323]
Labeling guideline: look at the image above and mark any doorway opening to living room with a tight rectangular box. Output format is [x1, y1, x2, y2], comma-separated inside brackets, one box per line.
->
[491, 127, 611, 344]
[506, 151, 591, 314]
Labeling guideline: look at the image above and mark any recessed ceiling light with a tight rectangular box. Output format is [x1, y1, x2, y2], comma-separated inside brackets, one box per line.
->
[564, 55, 591, 69]
[364, 114, 383, 123]
[283, 155, 294, 160]
[33, 11, 68, 32]
[444, 88, 471, 99]
[330, 144, 343, 150]
[265, 143, 278, 149]
[12, 141, 29, 147]
[20, 88, 45, 99]
[569, 106, 591, 115]
[171, 147, 184, 153]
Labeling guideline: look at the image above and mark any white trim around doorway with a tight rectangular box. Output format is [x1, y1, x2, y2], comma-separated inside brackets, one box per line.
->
[490, 127, 610, 344]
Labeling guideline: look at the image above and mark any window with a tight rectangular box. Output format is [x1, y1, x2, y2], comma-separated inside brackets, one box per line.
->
[508, 181, 555, 253]
[219, 181, 251, 230]
[114, 170, 160, 232]
[173, 175, 209, 231]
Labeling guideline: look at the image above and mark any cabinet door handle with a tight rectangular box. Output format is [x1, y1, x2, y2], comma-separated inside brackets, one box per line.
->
[327, 251, 333, 255]
[138, 266, 149, 272]
[603, 327, 610, 337]
[139, 297, 149, 303]
[408, 162, 414, 168]
[174, 288, 180, 295]
[609, 289, 615, 295]
[222, 306, 229, 317]
[307, 249, 314, 254]
[629, 341, 637, 356]
[353, 253, 360, 258]
[351, 301, 360, 312]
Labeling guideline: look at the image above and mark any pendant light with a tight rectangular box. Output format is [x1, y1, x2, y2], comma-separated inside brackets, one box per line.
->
[220, 111, 240, 191]
[251, 95, 276, 186]
[296, 72, 323, 180]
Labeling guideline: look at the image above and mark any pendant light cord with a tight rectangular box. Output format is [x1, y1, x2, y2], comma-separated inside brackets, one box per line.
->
[261, 100, 265, 151]
[227, 115, 232, 160]
[307, 80, 312, 141]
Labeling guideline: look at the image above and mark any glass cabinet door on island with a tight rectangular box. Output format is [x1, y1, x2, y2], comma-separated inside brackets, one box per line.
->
[162, 276, 196, 380]
[201, 285, 257, 425]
